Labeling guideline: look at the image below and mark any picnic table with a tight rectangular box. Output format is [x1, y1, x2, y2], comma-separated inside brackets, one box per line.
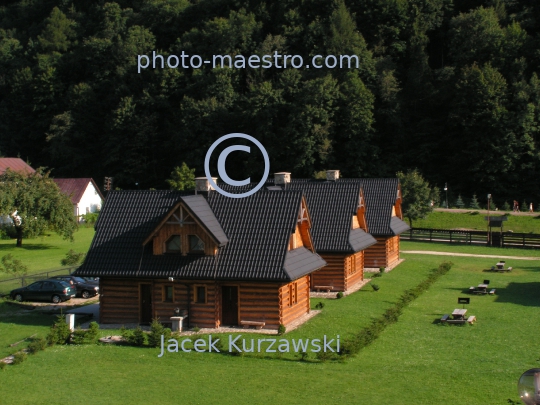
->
[452, 309, 467, 320]
[441, 309, 476, 325]
[496, 262, 505, 270]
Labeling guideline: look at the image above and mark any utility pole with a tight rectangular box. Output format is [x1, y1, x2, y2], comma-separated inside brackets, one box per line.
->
[487, 194, 491, 246]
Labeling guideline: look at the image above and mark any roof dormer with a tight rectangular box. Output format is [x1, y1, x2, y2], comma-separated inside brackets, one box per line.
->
[289, 196, 314, 252]
[353, 188, 368, 232]
[143, 195, 228, 256]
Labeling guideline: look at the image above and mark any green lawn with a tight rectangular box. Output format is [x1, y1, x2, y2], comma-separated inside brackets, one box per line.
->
[1, 252, 538, 404]
[401, 240, 540, 257]
[0, 227, 95, 280]
[413, 211, 540, 233]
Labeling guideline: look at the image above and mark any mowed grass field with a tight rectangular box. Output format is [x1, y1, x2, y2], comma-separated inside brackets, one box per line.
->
[1, 252, 538, 404]
[0, 227, 95, 280]
[401, 240, 540, 257]
[413, 211, 540, 233]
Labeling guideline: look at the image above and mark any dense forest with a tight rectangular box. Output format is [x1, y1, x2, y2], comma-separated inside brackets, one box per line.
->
[1, 0, 539, 207]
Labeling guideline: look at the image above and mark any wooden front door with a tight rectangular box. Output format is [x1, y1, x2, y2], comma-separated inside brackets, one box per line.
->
[140, 284, 152, 324]
[221, 286, 238, 326]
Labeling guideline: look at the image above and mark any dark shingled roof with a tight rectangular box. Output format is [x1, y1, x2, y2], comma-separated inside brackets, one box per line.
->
[219, 182, 377, 253]
[180, 195, 228, 246]
[75, 190, 325, 281]
[265, 177, 410, 236]
[285, 182, 376, 253]
[53, 178, 104, 204]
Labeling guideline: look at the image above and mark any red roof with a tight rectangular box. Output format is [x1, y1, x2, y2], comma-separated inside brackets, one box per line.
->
[0, 158, 35, 175]
[53, 178, 104, 204]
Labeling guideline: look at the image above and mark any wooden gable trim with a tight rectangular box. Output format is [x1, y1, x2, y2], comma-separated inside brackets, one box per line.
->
[297, 196, 314, 252]
[142, 201, 220, 247]
[356, 188, 368, 232]
[394, 184, 403, 219]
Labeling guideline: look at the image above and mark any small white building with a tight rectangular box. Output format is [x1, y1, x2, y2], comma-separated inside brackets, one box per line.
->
[53, 178, 104, 221]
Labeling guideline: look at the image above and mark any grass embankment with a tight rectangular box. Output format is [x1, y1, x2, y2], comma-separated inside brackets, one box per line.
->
[0, 227, 95, 280]
[1, 253, 538, 404]
[401, 240, 540, 257]
[413, 211, 540, 233]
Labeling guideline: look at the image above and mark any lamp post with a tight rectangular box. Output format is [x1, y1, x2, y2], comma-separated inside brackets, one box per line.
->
[487, 194, 491, 245]
[444, 183, 448, 209]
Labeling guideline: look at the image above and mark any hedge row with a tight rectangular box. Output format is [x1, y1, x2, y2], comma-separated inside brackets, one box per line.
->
[339, 261, 454, 358]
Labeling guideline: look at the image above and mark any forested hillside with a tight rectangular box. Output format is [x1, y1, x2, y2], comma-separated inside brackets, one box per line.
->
[1, 0, 539, 206]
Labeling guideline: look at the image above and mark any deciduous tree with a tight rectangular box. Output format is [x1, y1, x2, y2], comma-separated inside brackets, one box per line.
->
[0, 169, 77, 247]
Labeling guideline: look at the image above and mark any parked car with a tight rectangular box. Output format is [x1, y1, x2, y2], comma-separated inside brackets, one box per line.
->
[48, 275, 99, 299]
[10, 280, 76, 303]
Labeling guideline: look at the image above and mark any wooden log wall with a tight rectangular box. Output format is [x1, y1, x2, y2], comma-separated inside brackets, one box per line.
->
[386, 236, 400, 267]
[238, 282, 281, 329]
[364, 237, 390, 268]
[152, 223, 216, 256]
[311, 254, 346, 291]
[152, 280, 189, 323]
[279, 275, 310, 328]
[100, 278, 140, 324]
[344, 251, 364, 290]
[185, 282, 218, 328]
[364, 236, 401, 268]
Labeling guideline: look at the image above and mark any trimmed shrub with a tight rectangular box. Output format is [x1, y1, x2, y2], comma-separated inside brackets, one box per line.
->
[47, 315, 72, 346]
[129, 327, 147, 346]
[371, 284, 380, 291]
[336, 291, 344, 299]
[120, 325, 133, 344]
[27, 337, 47, 354]
[314, 301, 325, 310]
[379, 267, 385, 274]
[12, 351, 27, 365]
[148, 318, 172, 348]
[278, 324, 286, 335]
[71, 322, 100, 345]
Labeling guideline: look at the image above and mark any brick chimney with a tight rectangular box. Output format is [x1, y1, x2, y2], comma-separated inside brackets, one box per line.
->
[274, 172, 291, 186]
[326, 170, 340, 182]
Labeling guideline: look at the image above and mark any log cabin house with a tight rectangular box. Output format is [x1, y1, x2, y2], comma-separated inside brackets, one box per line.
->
[339, 176, 410, 269]
[75, 179, 326, 330]
[265, 171, 410, 270]
[271, 174, 377, 292]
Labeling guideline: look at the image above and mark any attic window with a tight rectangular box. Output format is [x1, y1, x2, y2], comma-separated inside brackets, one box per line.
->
[166, 235, 182, 253]
[189, 235, 205, 253]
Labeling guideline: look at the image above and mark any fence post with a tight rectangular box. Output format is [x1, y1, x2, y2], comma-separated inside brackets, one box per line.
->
[450, 231, 452, 243]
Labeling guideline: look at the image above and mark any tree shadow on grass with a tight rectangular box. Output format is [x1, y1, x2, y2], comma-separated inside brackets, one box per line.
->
[494, 282, 540, 307]
[0, 244, 58, 251]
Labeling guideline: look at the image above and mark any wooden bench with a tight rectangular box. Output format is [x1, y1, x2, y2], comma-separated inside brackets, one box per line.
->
[489, 289, 496, 295]
[314, 285, 334, 292]
[240, 320, 265, 329]
[440, 314, 449, 323]
[447, 319, 466, 325]
[467, 316, 476, 324]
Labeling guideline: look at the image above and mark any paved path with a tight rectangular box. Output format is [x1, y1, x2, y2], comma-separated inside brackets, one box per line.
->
[401, 250, 540, 260]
